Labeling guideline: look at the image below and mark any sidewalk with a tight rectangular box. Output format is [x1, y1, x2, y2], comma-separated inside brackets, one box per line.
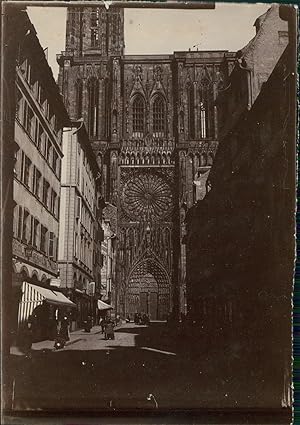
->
[10, 323, 124, 355]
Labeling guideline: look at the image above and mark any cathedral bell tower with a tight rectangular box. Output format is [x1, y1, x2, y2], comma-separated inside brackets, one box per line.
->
[65, 6, 124, 57]
[57, 5, 124, 202]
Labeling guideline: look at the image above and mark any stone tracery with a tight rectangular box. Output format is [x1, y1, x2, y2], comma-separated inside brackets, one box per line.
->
[121, 171, 173, 222]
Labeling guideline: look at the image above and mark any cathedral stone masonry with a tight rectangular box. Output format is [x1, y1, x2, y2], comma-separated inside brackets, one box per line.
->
[57, 5, 235, 320]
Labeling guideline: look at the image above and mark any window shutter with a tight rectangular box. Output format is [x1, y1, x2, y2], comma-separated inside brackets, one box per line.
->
[76, 196, 81, 218]
[13, 204, 18, 237]
[30, 216, 34, 244]
[18, 206, 23, 239]
[32, 166, 36, 194]
[20, 151, 25, 183]
[36, 221, 41, 251]
[49, 231, 54, 259]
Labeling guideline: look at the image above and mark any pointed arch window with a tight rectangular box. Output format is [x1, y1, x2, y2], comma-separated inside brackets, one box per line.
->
[75, 80, 83, 119]
[153, 95, 165, 138]
[88, 78, 99, 137]
[132, 95, 145, 137]
[188, 83, 195, 139]
[199, 78, 213, 139]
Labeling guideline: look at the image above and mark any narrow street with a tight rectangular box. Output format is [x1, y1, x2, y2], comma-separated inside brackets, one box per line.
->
[11, 322, 234, 412]
[11, 321, 278, 413]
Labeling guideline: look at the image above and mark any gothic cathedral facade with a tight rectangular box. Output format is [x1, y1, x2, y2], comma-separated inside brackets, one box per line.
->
[57, 6, 234, 320]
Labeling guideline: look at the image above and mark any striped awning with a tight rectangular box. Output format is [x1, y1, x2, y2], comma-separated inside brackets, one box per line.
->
[27, 283, 76, 307]
[18, 282, 76, 326]
[97, 300, 113, 310]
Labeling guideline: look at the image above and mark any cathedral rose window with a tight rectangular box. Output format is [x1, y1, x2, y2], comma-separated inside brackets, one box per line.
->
[122, 172, 173, 222]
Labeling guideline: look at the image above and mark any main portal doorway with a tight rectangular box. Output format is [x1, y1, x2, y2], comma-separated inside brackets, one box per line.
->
[136, 273, 158, 319]
[126, 258, 171, 321]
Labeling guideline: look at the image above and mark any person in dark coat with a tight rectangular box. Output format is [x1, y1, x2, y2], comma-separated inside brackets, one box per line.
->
[60, 315, 70, 341]
[104, 319, 115, 340]
[20, 320, 33, 355]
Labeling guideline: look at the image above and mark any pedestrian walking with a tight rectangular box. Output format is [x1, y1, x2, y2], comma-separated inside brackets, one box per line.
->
[104, 319, 115, 340]
[60, 315, 70, 341]
[20, 320, 33, 355]
[83, 315, 92, 332]
[99, 316, 106, 333]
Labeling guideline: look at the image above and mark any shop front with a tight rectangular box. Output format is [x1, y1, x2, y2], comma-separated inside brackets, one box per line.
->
[17, 281, 76, 343]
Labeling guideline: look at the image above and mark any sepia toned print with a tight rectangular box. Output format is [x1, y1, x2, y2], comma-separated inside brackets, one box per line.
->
[1, 1, 296, 423]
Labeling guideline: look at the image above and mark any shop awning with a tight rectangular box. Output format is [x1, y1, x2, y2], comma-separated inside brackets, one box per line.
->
[29, 283, 76, 308]
[97, 300, 113, 311]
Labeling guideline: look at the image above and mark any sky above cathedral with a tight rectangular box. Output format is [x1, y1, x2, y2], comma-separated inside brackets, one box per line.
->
[27, 2, 270, 80]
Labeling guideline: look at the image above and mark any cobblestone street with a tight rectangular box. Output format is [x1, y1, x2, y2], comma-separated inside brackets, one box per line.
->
[11, 321, 283, 414]
[12, 322, 204, 411]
